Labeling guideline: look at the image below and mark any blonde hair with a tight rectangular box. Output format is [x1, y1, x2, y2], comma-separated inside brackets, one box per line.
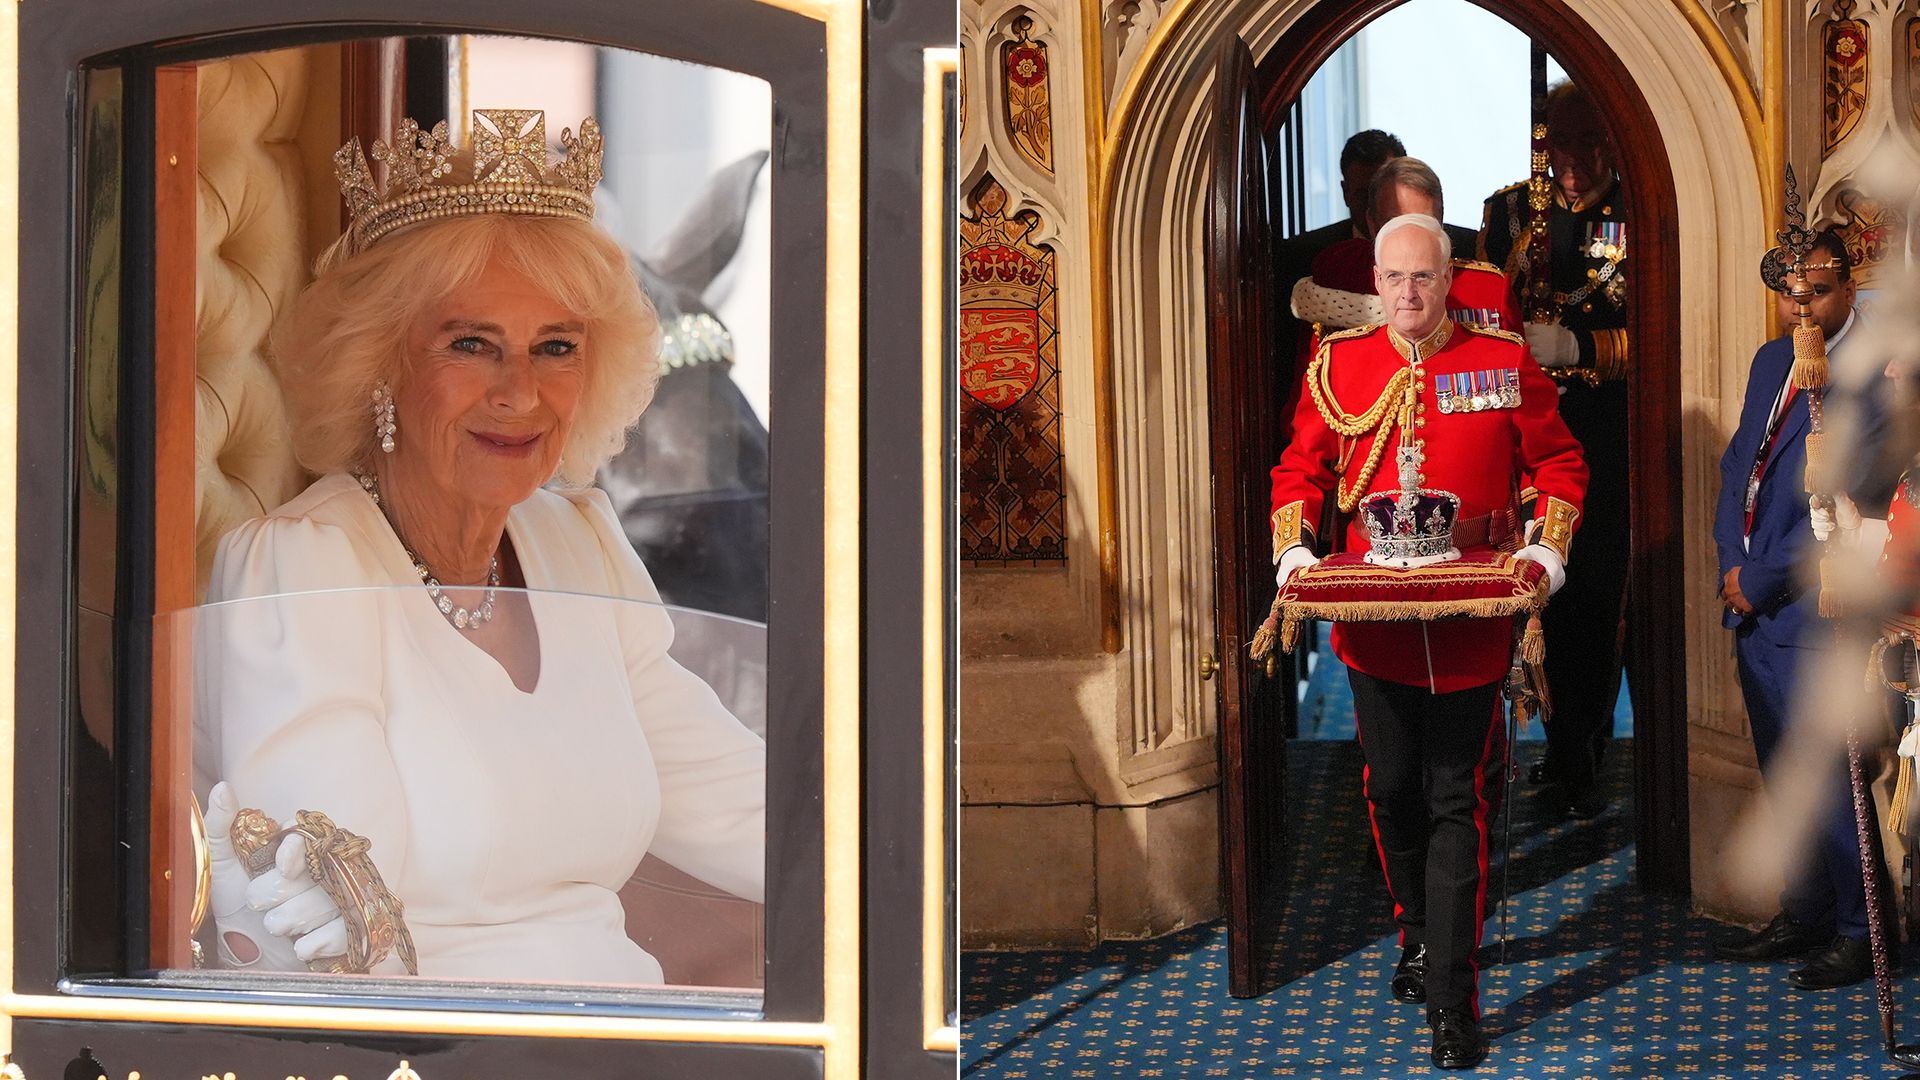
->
[273, 213, 660, 488]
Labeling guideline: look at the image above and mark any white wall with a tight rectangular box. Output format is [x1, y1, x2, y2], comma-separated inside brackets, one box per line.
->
[1360, 0, 1567, 229]
[1299, 0, 1565, 233]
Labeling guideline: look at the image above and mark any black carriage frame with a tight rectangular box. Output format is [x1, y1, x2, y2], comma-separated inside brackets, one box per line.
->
[9, 0, 955, 1077]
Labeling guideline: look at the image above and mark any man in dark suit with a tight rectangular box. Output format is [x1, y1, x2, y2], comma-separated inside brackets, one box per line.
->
[1274, 129, 1404, 298]
[1710, 229, 1897, 990]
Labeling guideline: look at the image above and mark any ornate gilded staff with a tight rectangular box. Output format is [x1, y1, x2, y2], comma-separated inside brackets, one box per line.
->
[1762, 166, 1920, 1068]
[1524, 44, 1554, 325]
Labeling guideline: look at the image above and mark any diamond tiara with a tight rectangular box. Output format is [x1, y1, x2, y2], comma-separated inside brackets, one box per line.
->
[333, 108, 604, 256]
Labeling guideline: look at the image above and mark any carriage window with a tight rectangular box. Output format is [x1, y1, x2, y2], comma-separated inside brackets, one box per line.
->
[81, 34, 777, 1007]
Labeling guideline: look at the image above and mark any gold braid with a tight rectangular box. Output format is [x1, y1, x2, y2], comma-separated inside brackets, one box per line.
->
[1305, 339, 1418, 512]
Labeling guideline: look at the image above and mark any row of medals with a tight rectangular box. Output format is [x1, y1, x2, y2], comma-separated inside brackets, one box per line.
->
[1436, 379, 1519, 415]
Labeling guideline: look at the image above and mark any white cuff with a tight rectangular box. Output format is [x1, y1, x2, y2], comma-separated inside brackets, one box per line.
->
[1515, 543, 1567, 595]
[1276, 544, 1319, 587]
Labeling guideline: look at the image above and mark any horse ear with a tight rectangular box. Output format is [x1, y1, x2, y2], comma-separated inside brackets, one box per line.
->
[644, 149, 770, 295]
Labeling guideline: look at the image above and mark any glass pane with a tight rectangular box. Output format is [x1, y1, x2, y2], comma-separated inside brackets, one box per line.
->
[116, 33, 776, 1011]
[159, 588, 765, 1002]
[453, 34, 776, 623]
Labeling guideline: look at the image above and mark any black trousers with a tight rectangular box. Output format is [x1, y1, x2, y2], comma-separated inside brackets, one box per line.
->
[1350, 669, 1504, 1016]
[1540, 380, 1630, 789]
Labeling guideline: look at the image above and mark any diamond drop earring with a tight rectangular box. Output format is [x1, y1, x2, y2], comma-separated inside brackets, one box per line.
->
[373, 381, 397, 453]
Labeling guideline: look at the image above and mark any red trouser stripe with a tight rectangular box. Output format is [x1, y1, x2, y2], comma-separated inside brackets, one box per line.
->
[1355, 729, 1409, 944]
[1465, 698, 1502, 1020]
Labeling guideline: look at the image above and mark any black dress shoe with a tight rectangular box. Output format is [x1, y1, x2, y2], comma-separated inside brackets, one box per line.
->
[1429, 1007, 1488, 1069]
[1790, 935, 1874, 990]
[1390, 944, 1427, 1003]
[1560, 782, 1608, 820]
[1712, 912, 1830, 962]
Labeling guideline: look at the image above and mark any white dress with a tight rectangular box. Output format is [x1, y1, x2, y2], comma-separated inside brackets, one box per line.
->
[197, 473, 766, 985]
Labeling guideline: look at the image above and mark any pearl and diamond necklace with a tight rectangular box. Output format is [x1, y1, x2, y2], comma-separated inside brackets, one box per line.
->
[357, 471, 500, 632]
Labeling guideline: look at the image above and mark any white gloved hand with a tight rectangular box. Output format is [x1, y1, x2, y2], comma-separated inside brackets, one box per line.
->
[1810, 499, 1835, 542]
[1514, 543, 1567, 595]
[1276, 544, 1319, 587]
[205, 781, 303, 970]
[1812, 493, 1862, 544]
[246, 830, 351, 965]
[1523, 321, 1580, 369]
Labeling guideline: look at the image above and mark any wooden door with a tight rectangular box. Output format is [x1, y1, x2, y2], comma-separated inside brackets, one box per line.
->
[1204, 32, 1293, 1000]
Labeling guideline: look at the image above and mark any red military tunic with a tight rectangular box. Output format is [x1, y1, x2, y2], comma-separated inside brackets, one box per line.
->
[1281, 243, 1523, 449]
[1270, 319, 1588, 691]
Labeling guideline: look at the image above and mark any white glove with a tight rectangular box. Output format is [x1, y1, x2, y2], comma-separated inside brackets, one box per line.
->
[1523, 321, 1580, 369]
[1276, 544, 1319, 587]
[1811, 493, 1861, 544]
[206, 782, 301, 969]
[204, 782, 349, 968]
[1514, 543, 1567, 595]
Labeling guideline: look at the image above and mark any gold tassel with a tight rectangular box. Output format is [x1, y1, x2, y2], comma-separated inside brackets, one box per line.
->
[1521, 613, 1545, 666]
[1790, 323, 1828, 390]
[1248, 594, 1283, 661]
[1803, 431, 1826, 488]
[1280, 615, 1301, 654]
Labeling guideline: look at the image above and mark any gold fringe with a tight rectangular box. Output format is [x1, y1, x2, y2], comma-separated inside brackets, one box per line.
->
[1790, 324, 1828, 390]
[1281, 615, 1302, 654]
[1804, 431, 1825, 487]
[1275, 593, 1544, 625]
[1818, 554, 1837, 618]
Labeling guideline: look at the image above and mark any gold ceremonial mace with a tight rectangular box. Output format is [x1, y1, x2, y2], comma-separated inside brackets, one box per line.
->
[1759, 168, 1833, 607]
[1762, 168, 1916, 1067]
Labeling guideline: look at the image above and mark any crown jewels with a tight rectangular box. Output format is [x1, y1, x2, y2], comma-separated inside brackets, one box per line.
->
[1361, 442, 1462, 567]
[334, 109, 604, 255]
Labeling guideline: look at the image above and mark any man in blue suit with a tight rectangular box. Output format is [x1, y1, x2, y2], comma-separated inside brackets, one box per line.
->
[1710, 230, 1897, 989]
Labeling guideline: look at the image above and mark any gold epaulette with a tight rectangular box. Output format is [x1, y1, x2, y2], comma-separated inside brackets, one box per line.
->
[1459, 322, 1524, 346]
[1451, 258, 1502, 274]
[1487, 179, 1528, 202]
[1318, 322, 1380, 348]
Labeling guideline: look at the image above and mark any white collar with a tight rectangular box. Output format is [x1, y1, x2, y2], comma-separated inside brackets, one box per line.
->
[1825, 308, 1857, 355]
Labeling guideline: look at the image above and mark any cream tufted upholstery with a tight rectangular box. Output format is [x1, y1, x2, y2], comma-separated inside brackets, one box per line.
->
[192, 49, 322, 595]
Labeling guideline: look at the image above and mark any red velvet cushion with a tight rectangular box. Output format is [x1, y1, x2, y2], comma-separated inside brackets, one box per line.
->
[1278, 548, 1547, 624]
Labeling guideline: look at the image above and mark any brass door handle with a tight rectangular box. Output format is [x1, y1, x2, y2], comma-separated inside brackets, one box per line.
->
[1199, 653, 1219, 681]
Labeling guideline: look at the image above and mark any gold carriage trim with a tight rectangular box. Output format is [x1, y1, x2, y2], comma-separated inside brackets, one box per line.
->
[1271, 501, 1308, 563]
[1538, 496, 1580, 562]
[231, 807, 420, 976]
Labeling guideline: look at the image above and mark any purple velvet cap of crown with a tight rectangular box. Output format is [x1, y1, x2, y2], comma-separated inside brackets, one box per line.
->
[1361, 488, 1462, 562]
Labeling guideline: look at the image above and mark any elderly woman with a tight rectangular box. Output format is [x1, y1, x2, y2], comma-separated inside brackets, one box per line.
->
[196, 112, 764, 985]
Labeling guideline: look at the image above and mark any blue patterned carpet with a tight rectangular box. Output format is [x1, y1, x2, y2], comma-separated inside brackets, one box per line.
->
[962, 731, 1920, 1078]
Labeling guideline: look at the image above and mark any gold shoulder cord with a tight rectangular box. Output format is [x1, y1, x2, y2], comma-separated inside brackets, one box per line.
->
[1304, 335, 1418, 512]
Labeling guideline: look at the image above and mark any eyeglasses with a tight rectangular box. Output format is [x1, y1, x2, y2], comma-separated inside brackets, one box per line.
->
[1380, 270, 1441, 290]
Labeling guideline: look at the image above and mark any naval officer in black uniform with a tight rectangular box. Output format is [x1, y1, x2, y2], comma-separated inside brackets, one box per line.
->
[1478, 80, 1629, 818]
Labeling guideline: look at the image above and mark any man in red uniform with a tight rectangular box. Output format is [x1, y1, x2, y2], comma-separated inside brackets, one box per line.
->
[1270, 213, 1588, 1069]
[1292, 156, 1520, 336]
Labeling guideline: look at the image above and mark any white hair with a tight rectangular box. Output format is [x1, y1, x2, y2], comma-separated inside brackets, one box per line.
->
[1373, 213, 1452, 266]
